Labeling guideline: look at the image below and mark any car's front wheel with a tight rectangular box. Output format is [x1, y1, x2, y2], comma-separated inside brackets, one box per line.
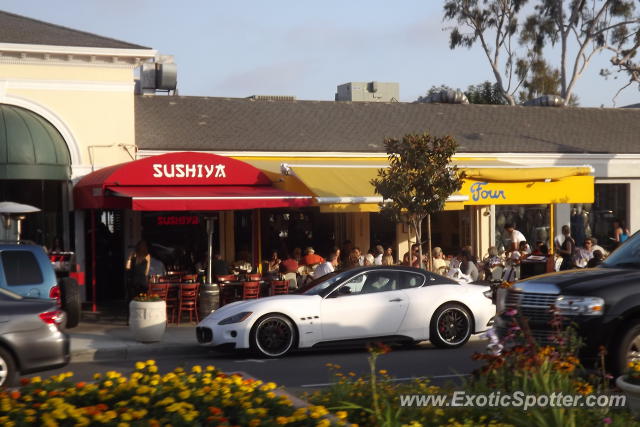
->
[429, 303, 473, 349]
[250, 314, 297, 358]
[0, 346, 17, 388]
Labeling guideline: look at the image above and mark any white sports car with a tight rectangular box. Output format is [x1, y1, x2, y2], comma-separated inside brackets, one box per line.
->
[196, 266, 495, 357]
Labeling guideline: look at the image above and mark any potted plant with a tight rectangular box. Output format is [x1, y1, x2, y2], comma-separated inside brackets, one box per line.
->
[129, 293, 166, 342]
[616, 360, 640, 414]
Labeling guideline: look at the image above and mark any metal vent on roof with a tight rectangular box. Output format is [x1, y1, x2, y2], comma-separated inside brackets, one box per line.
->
[523, 95, 565, 107]
[422, 90, 469, 104]
[246, 95, 296, 101]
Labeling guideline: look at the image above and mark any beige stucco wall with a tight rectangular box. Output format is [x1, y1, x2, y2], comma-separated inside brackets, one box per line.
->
[0, 63, 137, 178]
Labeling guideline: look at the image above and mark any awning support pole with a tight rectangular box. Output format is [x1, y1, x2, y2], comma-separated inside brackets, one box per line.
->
[205, 217, 214, 284]
[549, 204, 555, 254]
[91, 209, 97, 313]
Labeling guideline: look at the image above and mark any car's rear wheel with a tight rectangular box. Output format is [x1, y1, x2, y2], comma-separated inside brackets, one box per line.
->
[250, 314, 297, 358]
[612, 320, 640, 376]
[430, 303, 473, 349]
[60, 278, 81, 328]
[0, 346, 17, 388]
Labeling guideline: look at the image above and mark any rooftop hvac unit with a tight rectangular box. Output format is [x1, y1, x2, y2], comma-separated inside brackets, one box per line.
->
[155, 63, 177, 91]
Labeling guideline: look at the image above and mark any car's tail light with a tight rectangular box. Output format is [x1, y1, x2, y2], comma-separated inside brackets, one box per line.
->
[39, 310, 65, 326]
[49, 285, 61, 305]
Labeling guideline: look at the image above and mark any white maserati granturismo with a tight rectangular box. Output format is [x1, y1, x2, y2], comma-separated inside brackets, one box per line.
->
[196, 266, 495, 357]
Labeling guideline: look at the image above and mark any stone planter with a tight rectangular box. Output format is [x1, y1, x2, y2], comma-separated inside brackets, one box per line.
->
[616, 375, 640, 414]
[129, 300, 166, 343]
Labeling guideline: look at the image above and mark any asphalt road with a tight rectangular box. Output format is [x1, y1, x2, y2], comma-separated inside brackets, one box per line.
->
[25, 339, 487, 393]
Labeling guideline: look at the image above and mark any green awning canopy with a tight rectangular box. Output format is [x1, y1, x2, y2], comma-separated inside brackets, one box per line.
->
[0, 104, 71, 181]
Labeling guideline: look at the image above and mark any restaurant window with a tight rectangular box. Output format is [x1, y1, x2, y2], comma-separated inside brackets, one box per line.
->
[495, 204, 550, 252]
[570, 183, 628, 250]
[260, 208, 336, 260]
[141, 212, 214, 272]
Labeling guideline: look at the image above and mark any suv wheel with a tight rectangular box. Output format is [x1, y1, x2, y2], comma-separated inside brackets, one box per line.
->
[613, 320, 640, 376]
[60, 278, 81, 328]
[0, 346, 17, 388]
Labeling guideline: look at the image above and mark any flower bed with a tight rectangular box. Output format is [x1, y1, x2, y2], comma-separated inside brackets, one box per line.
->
[0, 360, 341, 426]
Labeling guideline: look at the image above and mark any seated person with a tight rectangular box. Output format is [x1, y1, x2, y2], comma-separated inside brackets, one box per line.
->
[587, 250, 604, 268]
[213, 254, 229, 276]
[301, 247, 325, 266]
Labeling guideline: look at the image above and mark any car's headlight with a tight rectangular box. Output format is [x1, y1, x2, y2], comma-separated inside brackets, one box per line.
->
[218, 312, 253, 325]
[555, 296, 604, 316]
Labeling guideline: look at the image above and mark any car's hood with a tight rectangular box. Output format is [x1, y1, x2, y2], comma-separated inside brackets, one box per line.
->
[514, 267, 640, 295]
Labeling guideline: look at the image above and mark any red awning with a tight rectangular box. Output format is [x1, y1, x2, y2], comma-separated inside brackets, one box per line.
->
[107, 186, 311, 211]
[73, 152, 313, 210]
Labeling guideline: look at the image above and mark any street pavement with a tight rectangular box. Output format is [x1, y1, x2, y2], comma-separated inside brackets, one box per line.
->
[38, 318, 488, 394]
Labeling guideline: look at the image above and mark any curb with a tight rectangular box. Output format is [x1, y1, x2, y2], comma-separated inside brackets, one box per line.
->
[71, 343, 211, 363]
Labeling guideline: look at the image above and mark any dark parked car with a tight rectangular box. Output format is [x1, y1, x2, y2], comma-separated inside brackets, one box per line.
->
[0, 287, 70, 387]
[496, 231, 640, 374]
[0, 243, 81, 327]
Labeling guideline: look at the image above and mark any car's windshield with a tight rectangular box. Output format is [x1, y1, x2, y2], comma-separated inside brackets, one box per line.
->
[602, 232, 640, 268]
[294, 271, 349, 297]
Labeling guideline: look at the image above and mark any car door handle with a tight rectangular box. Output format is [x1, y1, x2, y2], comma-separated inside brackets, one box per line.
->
[389, 298, 403, 302]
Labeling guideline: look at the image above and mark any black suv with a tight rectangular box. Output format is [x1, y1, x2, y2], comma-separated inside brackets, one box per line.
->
[496, 232, 640, 375]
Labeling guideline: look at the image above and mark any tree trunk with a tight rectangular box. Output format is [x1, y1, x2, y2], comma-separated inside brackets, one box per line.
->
[427, 214, 433, 271]
[416, 217, 423, 269]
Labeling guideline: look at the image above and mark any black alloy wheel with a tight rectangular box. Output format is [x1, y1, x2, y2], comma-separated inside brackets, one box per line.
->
[430, 303, 473, 349]
[251, 314, 297, 358]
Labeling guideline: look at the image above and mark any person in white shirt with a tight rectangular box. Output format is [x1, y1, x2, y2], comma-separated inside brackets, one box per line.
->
[313, 252, 339, 278]
[573, 238, 594, 268]
[504, 223, 527, 253]
[373, 245, 384, 265]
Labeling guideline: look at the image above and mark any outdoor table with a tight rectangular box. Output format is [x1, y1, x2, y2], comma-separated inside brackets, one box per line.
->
[219, 280, 270, 299]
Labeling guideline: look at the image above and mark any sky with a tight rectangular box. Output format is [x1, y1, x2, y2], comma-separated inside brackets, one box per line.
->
[2, 0, 638, 107]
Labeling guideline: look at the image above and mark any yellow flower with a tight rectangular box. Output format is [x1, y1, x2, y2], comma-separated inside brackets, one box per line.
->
[146, 359, 155, 366]
[335, 411, 348, 419]
[316, 419, 331, 427]
[379, 369, 388, 375]
[178, 390, 191, 400]
[135, 361, 145, 370]
[148, 366, 158, 373]
[191, 365, 202, 373]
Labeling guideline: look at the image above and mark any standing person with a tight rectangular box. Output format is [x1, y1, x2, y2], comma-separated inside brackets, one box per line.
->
[125, 240, 151, 298]
[344, 248, 362, 269]
[557, 225, 576, 271]
[573, 238, 594, 268]
[313, 253, 339, 278]
[381, 247, 395, 266]
[459, 248, 479, 282]
[373, 245, 384, 265]
[612, 219, 630, 245]
[504, 223, 527, 253]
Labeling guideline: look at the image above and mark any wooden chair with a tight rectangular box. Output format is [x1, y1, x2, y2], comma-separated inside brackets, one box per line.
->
[182, 274, 198, 283]
[147, 283, 169, 300]
[242, 281, 260, 300]
[270, 280, 289, 296]
[216, 274, 236, 282]
[177, 283, 200, 324]
[165, 285, 179, 323]
[246, 273, 262, 281]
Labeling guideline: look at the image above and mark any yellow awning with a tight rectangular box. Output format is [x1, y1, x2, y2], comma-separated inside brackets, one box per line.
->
[462, 166, 593, 182]
[237, 157, 595, 209]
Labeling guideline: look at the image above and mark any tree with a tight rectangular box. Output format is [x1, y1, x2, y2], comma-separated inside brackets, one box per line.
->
[465, 81, 509, 104]
[521, 0, 639, 105]
[416, 81, 507, 104]
[371, 133, 465, 270]
[444, 0, 530, 105]
[518, 57, 580, 105]
[444, 0, 640, 106]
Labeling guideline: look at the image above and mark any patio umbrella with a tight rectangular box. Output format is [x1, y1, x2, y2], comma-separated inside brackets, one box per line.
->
[0, 201, 41, 214]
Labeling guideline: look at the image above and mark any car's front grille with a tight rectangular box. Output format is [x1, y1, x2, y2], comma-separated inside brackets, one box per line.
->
[196, 326, 213, 343]
[506, 291, 559, 324]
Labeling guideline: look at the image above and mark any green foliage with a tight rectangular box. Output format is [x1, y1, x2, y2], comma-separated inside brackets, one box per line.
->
[465, 81, 508, 105]
[371, 133, 464, 224]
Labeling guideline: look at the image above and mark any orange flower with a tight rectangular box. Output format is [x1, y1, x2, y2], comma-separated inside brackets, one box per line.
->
[19, 378, 30, 386]
[9, 391, 20, 400]
[76, 381, 86, 389]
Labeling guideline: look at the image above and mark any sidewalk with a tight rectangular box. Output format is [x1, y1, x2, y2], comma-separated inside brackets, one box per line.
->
[68, 308, 209, 362]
